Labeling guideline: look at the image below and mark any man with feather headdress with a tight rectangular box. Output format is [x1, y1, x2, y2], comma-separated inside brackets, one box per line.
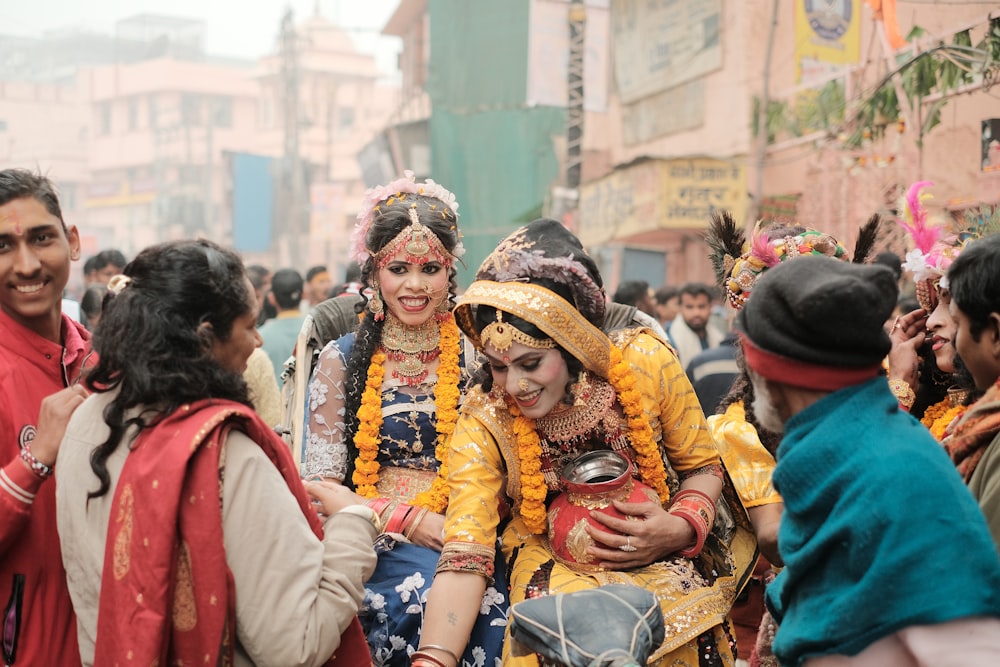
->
[704, 211, 882, 665]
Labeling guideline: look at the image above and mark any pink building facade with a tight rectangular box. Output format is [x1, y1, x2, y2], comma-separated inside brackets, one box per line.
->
[0, 11, 397, 281]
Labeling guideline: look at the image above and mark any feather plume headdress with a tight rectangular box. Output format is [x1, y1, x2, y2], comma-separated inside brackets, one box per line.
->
[350, 170, 464, 265]
[897, 188, 1000, 306]
[942, 205, 1000, 291]
[706, 211, 880, 310]
[896, 182, 950, 284]
[893, 181, 965, 309]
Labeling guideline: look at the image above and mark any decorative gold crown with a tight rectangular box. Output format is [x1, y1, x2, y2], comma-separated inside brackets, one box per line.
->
[480, 310, 555, 354]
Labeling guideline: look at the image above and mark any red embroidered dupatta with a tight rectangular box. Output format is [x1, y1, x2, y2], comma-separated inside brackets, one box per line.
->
[93, 399, 371, 667]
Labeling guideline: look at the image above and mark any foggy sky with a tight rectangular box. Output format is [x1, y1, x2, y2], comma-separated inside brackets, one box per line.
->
[1, 0, 402, 72]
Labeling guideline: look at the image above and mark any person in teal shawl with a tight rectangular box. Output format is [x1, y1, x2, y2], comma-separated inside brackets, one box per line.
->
[736, 255, 1000, 667]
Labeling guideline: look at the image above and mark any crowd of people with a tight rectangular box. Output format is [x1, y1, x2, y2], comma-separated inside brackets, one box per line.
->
[3, 164, 1000, 667]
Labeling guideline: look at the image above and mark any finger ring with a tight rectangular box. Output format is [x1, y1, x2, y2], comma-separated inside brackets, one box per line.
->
[619, 536, 638, 552]
[892, 316, 902, 331]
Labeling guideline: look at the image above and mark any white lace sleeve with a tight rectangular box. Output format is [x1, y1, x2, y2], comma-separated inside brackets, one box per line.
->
[302, 341, 351, 481]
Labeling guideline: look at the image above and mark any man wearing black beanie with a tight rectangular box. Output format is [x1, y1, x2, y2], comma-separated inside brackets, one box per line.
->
[737, 255, 1000, 666]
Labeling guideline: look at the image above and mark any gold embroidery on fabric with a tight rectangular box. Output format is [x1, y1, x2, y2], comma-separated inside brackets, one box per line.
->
[172, 541, 198, 632]
[220, 613, 234, 667]
[456, 281, 611, 378]
[376, 466, 437, 503]
[437, 540, 497, 575]
[112, 483, 135, 581]
[564, 519, 594, 564]
[565, 477, 635, 509]
[591, 558, 737, 659]
[461, 388, 521, 507]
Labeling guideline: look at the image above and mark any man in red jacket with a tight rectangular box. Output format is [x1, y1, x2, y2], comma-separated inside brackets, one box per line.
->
[0, 168, 90, 666]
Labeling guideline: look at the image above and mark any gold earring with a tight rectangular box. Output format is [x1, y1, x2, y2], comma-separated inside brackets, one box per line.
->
[572, 371, 589, 407]
[368, 291, 384, 321]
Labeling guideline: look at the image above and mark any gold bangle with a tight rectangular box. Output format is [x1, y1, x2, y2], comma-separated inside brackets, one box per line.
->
[417, 645, 460, 665]
[403, 507, 429, 540]
[888, 378, 915, 410]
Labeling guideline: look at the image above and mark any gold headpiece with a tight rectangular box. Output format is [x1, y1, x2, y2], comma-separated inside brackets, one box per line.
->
[456, 281, 612, 378]
[372, 204, 452, 269]
[479, 310, 556, 354]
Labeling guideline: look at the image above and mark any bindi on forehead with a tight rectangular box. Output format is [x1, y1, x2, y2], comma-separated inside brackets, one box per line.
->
[0, 198, 58, 236]
[0, 208, 26, 236]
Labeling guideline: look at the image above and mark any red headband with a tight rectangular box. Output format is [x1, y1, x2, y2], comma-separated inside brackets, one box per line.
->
[739, 333, 884, 392]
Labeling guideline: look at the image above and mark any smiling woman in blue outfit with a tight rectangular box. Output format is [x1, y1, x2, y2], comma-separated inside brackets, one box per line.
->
[303, 172, 508, 667]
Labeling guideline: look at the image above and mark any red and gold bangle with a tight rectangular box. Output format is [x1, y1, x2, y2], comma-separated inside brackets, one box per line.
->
[385, 503, 415, 535]
[671, 489, 717, 526]
[411, 650, 452, 667]
[671, 488, 715, 509]
[668, 489, 715, 558]
[366, 497, 391, 516]
[377, 500, 400, 527]
[403, 507, 430, 540]
[417, 645, 460, 665]
[669, 506, 709, 558]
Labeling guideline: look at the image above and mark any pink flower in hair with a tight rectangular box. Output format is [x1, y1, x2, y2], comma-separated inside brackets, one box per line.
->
[350, 170, 461, 264]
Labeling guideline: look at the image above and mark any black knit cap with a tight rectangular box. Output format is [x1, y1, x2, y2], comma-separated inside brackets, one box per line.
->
[736, 256, 897, 380]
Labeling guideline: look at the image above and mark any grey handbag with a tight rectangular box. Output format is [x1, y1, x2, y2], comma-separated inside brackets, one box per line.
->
[508, 584, 665, 667]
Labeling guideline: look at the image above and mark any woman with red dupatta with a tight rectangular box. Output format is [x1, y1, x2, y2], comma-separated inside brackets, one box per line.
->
[55, 239, 378, 667]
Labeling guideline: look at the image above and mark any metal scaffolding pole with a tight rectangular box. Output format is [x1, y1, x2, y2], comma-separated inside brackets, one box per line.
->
[566, 0, 586, 193]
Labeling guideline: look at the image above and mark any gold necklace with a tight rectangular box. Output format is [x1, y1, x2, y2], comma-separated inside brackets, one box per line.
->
[381, 314, 441, 386]
[536, 378, 616, 444]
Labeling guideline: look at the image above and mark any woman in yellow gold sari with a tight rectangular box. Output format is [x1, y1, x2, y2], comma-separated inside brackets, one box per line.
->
[415, 219, 756, 667]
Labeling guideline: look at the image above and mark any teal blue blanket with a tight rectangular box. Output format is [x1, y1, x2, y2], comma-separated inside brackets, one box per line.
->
[766, 377, 1000, 666]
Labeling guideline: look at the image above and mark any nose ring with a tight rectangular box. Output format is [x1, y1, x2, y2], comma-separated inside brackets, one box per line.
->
[518, 378, 530, 392]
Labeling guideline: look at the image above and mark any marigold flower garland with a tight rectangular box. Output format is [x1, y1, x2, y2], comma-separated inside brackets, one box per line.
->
[352, 349, 386, 497]
[510, 404, 549, 533]
[352, 315, 463, 504]
[931, 406, 968, 442]
[607, 344, 671, 503]
[919, 398, 950, 430]
[415, 316, 461, 512]
[515, 344, 671, 534]
[920, 398, 968, 442]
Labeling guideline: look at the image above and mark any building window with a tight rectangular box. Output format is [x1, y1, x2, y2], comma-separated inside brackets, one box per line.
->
[178, 164, 203, 185]
[149, 94, 158, 130]
[339, 108, 355, 132]
[99, 102, 111, 135]
[212, 97, 233, 128]
[260, 96, 274, 129]
[128, 98, 138, 131]
[181, 94, 201, 125]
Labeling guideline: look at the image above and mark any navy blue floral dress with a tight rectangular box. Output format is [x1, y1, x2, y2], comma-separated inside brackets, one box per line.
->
[304, 333, 508, 667]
